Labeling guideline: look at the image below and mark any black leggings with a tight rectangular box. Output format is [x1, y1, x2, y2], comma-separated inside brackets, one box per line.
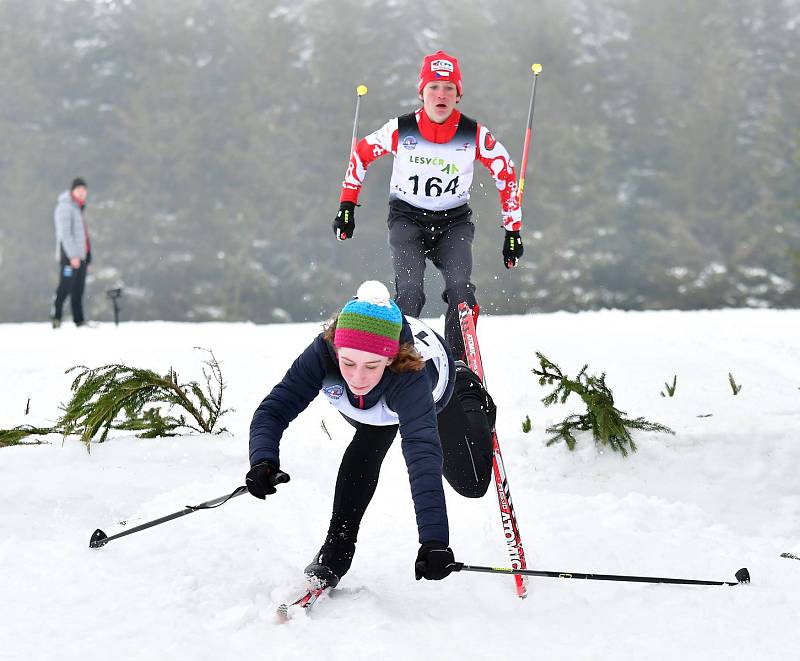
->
[321, 389, 493, 559]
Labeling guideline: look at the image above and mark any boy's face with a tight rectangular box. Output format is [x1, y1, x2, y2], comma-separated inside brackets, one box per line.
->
[421, 81, 460, 124]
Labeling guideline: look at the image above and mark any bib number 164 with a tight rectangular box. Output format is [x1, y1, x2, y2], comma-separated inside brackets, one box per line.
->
[408, 175, 459, 197]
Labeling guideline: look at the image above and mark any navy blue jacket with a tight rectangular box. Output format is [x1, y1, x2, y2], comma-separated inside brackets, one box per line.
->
[249, 319, 453, 545]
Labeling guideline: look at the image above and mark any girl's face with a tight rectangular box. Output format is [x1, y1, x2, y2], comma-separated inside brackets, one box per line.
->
[336, 347, 392, 396]
[421, 81, 460, 123]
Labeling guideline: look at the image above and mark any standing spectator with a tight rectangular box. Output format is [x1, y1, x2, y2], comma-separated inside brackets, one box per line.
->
[51, 177, 91, 328]
[333, 50, 523, 360]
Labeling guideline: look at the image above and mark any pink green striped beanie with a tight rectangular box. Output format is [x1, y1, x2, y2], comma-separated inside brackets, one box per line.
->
[334, 281, 403, 358]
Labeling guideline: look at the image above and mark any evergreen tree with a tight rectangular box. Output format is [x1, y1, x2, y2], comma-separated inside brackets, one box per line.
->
[0, 0, 797, 321]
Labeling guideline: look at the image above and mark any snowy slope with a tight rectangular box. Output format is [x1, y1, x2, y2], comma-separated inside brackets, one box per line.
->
[1, 309, 799, 661]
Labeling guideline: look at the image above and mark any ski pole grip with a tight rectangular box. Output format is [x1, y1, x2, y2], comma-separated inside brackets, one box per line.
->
[451, 562, 464, 572]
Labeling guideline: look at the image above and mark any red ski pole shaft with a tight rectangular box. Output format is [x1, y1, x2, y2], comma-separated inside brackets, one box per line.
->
[517, 63, 542, 207]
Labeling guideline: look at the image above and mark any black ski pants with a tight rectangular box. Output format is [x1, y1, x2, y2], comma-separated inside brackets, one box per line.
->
[388, 200, 477, 360]
[316, 375, 493, 579]
[52, 248, 88, 325]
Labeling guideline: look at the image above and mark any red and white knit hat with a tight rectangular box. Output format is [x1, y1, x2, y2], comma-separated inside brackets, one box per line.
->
[418, 50, 463, 96]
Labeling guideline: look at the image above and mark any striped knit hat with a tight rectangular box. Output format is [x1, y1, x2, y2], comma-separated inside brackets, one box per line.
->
[334, 281, 403, 358]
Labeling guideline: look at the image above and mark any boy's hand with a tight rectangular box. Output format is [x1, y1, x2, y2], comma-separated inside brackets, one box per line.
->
[333, 202, 356, 241]
[502, 230, 524, 269]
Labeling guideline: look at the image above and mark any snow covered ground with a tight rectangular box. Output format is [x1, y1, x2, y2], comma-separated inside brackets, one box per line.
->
[1, 309, 799, 661]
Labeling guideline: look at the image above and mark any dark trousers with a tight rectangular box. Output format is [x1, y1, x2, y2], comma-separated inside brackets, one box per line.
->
[52, 249, 88, 325]
[317, 380, 493, 579]
[388, 200, 477, 360]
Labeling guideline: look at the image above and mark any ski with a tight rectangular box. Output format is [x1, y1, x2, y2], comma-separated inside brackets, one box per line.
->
[458, 302, 529, 599]
[276, 585, 329, 619]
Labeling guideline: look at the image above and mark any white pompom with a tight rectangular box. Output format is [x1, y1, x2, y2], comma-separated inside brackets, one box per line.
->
[356, 280, 392, 307]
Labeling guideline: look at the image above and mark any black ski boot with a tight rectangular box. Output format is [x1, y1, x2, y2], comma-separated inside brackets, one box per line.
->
[454, 360, 497, 429]
[303, 541, 355, 589]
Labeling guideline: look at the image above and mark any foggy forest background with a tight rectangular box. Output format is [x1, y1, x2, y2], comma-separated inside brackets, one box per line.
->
[1, 0, 798, 324]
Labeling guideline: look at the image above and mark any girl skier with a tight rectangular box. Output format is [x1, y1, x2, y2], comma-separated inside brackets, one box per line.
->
[246, 280, 495, 588]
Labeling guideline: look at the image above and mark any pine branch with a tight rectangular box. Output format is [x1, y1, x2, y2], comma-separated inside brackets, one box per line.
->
[0, 349, 230, 450]
[0, 425, 53, 447]
[197, 347, 231, 432]
[531, 352, 674, 457]
[661, 375, 677, 397]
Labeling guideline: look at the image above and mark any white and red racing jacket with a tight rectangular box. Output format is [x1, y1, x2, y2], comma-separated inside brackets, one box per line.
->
[340, 109, 522, 231]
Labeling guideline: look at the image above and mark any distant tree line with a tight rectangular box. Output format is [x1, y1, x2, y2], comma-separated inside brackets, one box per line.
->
[0, 0, 797, 323]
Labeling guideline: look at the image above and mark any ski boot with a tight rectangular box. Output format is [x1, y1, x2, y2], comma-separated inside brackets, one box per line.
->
[303, 540, 355, 589]
[454, 360, 497, 429]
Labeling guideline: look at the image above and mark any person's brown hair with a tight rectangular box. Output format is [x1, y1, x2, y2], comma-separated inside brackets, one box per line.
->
[323, 318, 424, 373]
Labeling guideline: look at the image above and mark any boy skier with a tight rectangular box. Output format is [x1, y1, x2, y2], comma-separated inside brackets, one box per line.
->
[333, 50, 524, 360]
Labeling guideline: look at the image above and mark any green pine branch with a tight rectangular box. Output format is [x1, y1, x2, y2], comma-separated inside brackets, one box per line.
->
[0, 348, 230, 449]
[660, 375, 677, 397]
[0, 425, 52, 447]
[728, 372, 742, 395]
[532, 352, 674, 457]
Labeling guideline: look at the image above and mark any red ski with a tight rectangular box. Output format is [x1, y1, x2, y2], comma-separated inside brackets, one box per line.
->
[276, 586, 329, 619]
[458, 302, 529, 598]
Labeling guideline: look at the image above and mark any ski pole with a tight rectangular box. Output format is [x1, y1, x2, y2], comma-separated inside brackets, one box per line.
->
[517, 63, 542, 207]
[89, 485, 248, 548]
[350, 84, 368, 157]
[452, 562, 751, 587]
[88, 474, 287, 548]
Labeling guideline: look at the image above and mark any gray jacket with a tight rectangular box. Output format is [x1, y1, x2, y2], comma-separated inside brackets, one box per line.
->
[54, 191, 88, 261]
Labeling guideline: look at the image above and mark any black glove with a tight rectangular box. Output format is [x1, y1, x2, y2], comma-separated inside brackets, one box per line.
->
[502, 230, 524, 269]
[245, 461, 291, 499]
[332, 202, 356, 241]
[414, 541, 455, 581]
